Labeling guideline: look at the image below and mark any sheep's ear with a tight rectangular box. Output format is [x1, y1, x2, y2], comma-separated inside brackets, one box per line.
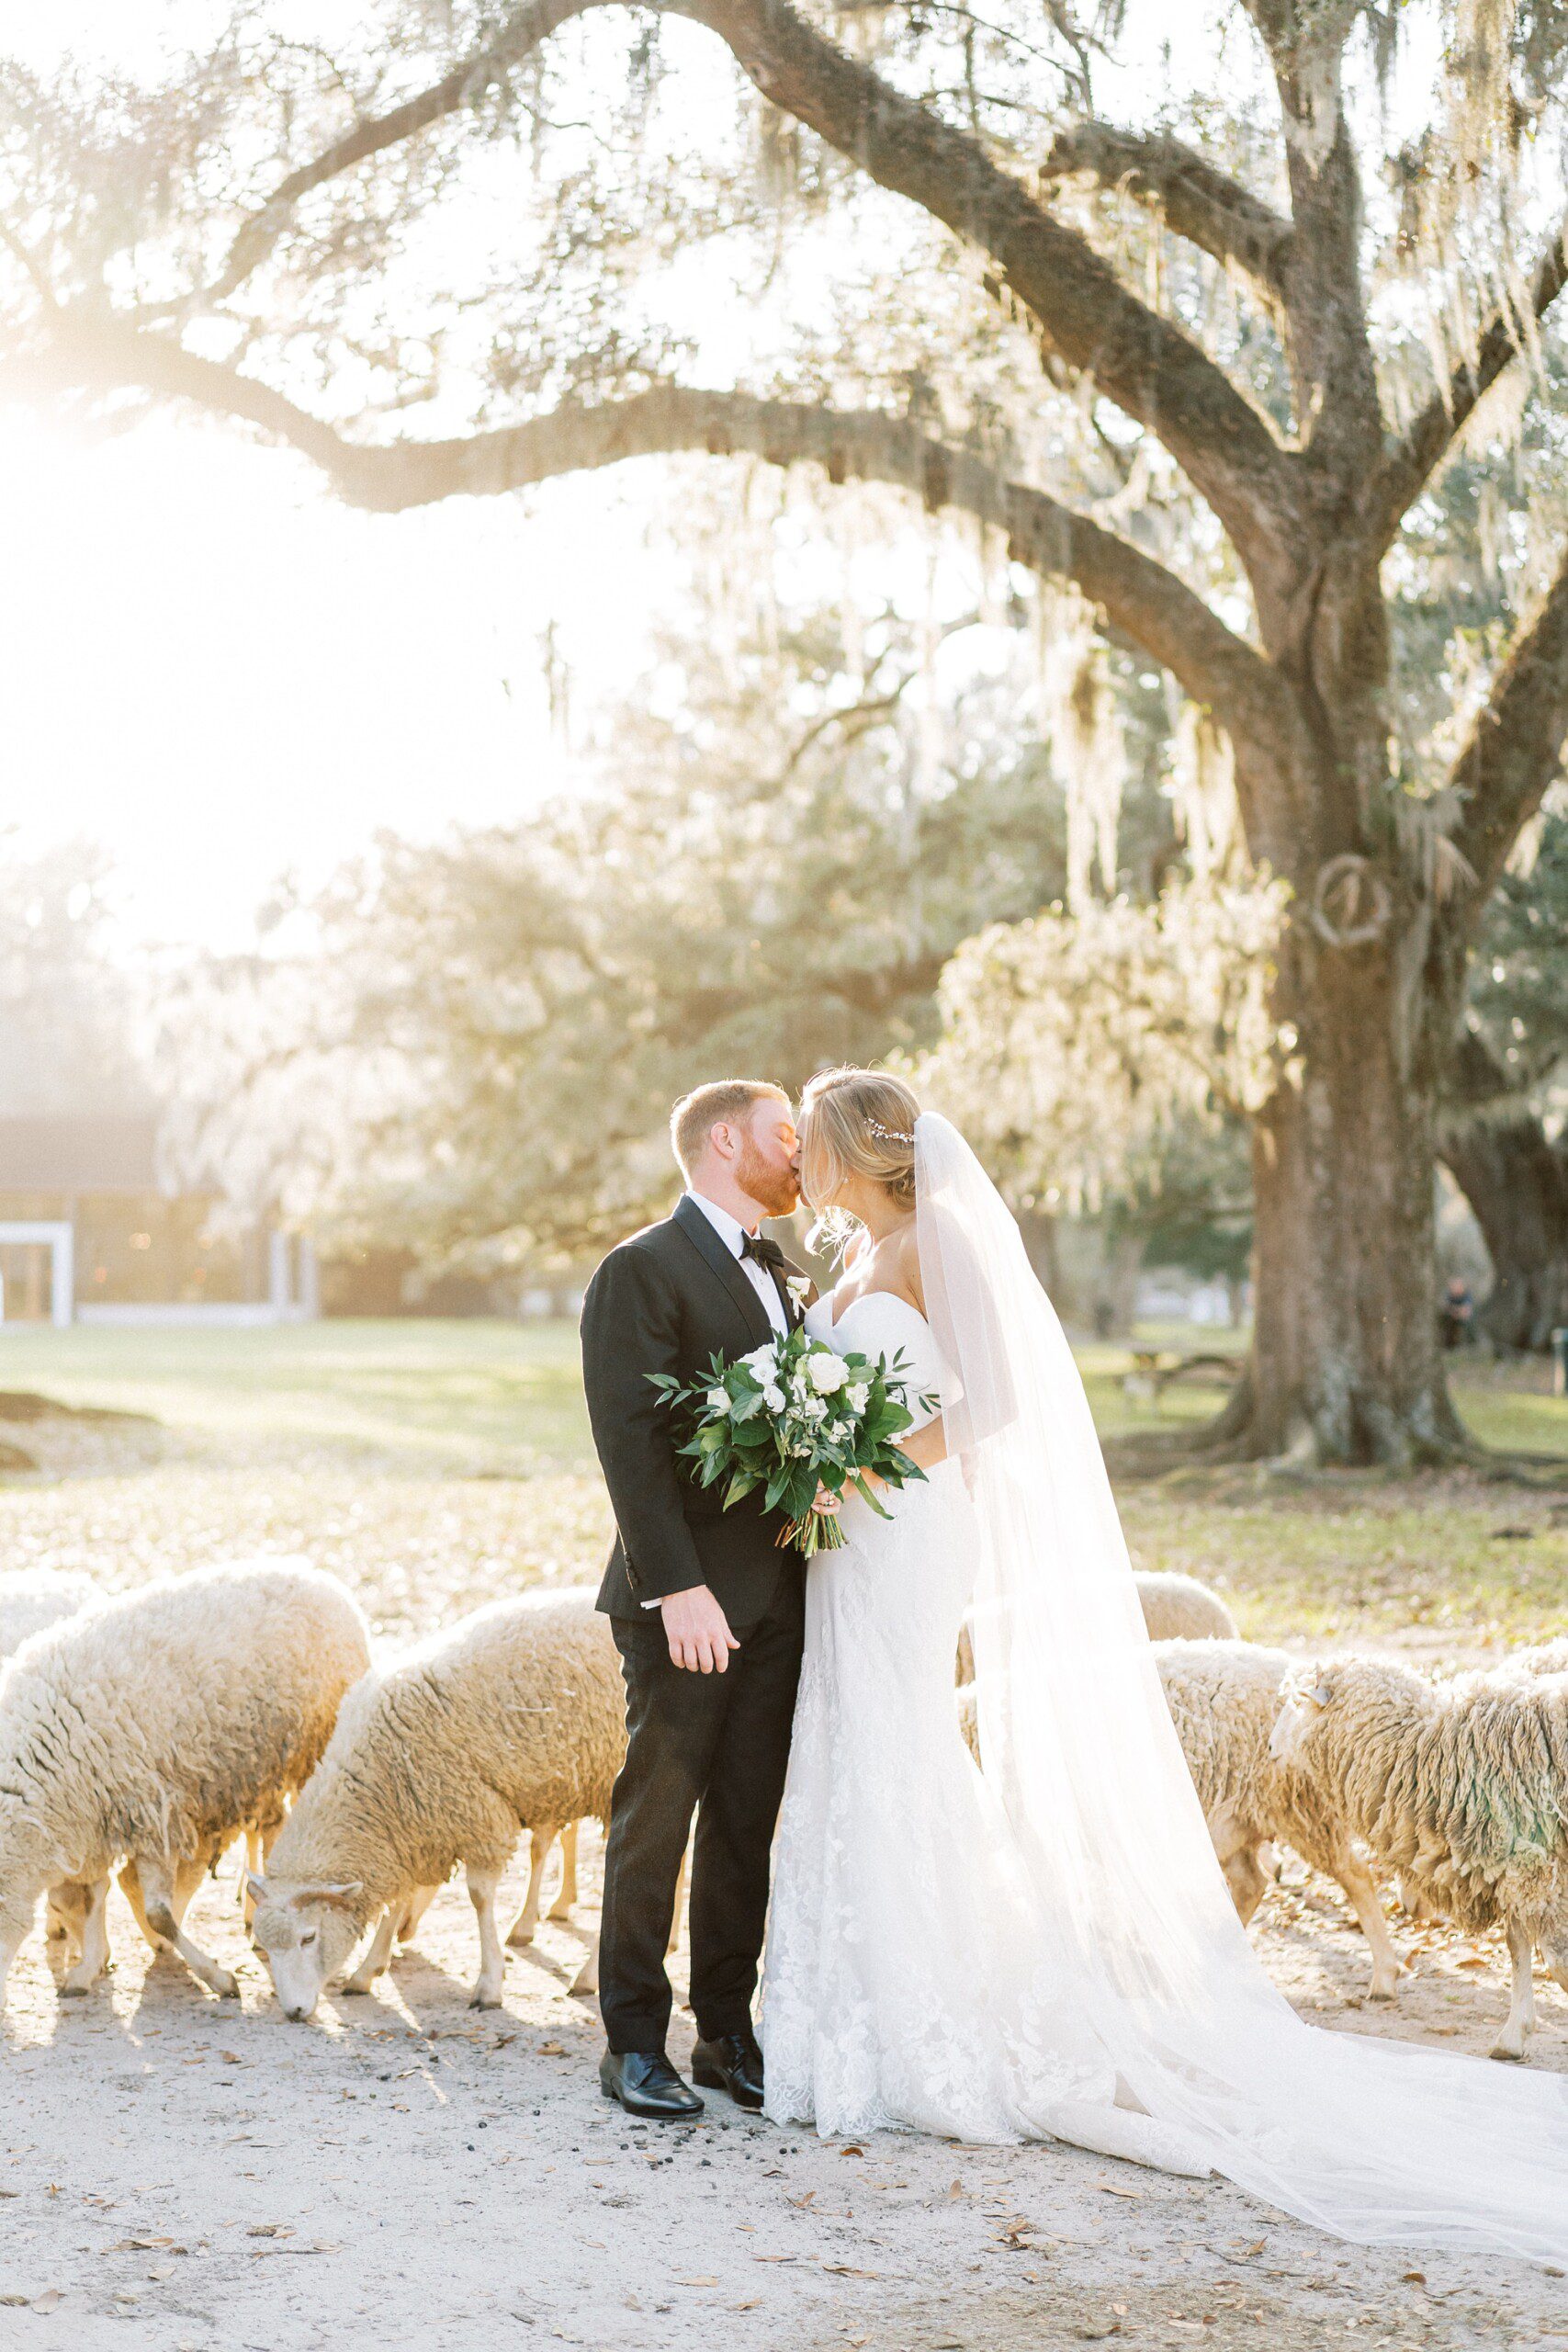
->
[291, 1882, 363, 1910]
[1307, 1682, 1332, 1709]
[244, 1872, 269, 1906]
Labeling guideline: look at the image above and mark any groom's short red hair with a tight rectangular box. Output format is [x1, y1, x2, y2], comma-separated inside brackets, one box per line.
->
[671, 1080, 790, 1180]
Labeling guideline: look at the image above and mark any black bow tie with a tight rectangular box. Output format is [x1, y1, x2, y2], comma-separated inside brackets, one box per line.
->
[741, 1232, 787, 1272]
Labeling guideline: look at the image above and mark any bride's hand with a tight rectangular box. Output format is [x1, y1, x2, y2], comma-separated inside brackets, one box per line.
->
[811, 1484, 842, 1518]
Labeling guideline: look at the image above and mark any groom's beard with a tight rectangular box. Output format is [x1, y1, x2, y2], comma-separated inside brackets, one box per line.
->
[737, 1140, 800, 1220]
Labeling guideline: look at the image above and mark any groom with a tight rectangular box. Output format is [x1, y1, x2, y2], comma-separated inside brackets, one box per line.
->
[581, 1080, 815, 2120]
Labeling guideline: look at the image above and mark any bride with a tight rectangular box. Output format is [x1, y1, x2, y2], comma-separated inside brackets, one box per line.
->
[761, 1064, 1568, 2264]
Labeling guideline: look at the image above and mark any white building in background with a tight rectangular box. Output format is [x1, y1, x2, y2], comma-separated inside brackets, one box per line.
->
[0, 1114, 317, 1329]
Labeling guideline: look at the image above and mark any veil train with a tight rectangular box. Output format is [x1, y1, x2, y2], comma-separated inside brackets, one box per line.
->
[915, 1108, 1568, 2263]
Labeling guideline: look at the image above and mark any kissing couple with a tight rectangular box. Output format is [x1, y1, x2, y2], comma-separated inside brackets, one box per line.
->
[580, 1065, 1568, 2262]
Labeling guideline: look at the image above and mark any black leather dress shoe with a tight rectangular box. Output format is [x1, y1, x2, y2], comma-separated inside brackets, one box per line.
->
[599, 2049, 704, 2120]
[691, 2030, 764, 2111]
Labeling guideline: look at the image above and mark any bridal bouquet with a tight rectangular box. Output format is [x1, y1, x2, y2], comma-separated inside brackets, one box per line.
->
[649, 1326, 937, 1555]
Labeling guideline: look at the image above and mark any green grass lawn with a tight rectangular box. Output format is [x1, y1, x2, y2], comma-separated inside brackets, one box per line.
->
[0, 1317, 1563, 1658]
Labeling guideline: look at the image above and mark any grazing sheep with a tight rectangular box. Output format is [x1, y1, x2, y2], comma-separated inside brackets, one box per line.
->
[1271, 1657, 1568, 2060]
[249, 1589, 624, 2018]
[0, 1558, 370, 2005]
[956, 1641, 1402, 1999]
[0, 1570, 103, 1660]
[1134, 1572, 1238, 1644]
[955, 1569, 1235, 1685]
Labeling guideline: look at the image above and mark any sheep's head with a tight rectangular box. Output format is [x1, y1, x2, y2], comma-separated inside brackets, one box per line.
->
[1269, 1668, 1333, 1767]
[247, 1875, 364, 2019]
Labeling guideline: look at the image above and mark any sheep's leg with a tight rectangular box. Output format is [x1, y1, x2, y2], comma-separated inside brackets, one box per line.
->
[1492, 1918, 1537, 2061]
[60, 1878, 112, 1997]
[505, 1826, 559, 1951]
[341, 1905, 399, 1996]
[1328, 1848, 1403, 2002]
[548, 1821, 579, 1919]
[241, 1820, 284, 1928]
[47, 1881, 90, 1960]
[467, 1864, 506, 2009]
[136, 1855, 239, 2000]
[569, 1924, 600, 1998]
[395, 1883, 439, 1944]
[1221, 1845, 1268, 1927]
[1204, 1804, 1265, 1926]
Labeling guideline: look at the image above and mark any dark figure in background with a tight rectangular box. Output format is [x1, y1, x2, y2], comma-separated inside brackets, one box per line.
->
[1439, 1276, 1474, 1351]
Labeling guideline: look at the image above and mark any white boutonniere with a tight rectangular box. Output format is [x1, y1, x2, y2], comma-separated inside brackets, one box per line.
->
[785, 1274, 812, 1310]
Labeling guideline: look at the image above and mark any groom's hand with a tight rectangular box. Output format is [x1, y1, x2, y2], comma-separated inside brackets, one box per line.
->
[660, 1585, 742, 1674]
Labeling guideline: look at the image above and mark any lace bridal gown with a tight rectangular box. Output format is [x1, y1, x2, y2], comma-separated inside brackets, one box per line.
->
[764, 1289, 1207, 2170]
[760, 1114, 1568, 2267]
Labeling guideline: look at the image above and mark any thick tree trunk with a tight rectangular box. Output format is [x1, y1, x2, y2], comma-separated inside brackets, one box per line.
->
[1220, 666, 1469, 1464]
[1441, 1114, 1568, 1352]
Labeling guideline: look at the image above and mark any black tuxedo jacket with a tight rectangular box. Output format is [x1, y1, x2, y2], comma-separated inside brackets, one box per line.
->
[582, 1195, 814, 1627]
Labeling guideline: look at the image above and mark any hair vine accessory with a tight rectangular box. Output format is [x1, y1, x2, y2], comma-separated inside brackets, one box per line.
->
[867, 1116, 915, 1147]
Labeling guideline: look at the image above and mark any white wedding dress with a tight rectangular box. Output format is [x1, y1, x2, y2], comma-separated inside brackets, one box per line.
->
[760, 1114, 1568, 2265]
[765, 1290, 1207, 2168]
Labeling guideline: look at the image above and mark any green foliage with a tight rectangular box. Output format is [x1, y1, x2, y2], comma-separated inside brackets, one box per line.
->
[650, 1323, 931, 1552]
[1468, 807, 1568, 1099]
[199, 599, 1068, 1261]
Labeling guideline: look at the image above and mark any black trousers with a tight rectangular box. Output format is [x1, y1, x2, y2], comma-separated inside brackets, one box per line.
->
[599, 1576, 805, 2053]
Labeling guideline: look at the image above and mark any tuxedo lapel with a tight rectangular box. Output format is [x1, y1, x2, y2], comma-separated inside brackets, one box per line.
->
[672, 1195, 774, 1351]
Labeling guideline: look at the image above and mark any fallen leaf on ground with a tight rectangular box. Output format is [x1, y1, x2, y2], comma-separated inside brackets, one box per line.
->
[32, 2289, 62, 2313]
[675, 2275, 719, 2287]
[536, 2041, 566, 2056]
[1097, 2183, 1142, 2199]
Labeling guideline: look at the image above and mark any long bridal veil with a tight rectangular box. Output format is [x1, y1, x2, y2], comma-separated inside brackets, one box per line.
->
[914, 1108, 1568, 2263]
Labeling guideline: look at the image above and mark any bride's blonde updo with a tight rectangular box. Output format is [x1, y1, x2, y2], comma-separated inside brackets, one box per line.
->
[799, 1067, 920, 1250]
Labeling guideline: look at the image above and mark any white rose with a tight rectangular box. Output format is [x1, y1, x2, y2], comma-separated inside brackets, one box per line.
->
[845, 1384, 870, 1414]
[741, 1343, 778, 1376]
[807, 1351, 849, 1395]
[705, 1387, 730, 1415]
[826, 1421, 848, 1443]
[802, 1396, 828, 1423]
[763, 1384, 786, 1413]
[785, 1274, 812, 1306]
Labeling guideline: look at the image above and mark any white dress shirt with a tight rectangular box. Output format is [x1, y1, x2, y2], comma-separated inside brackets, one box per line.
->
[684, 1190, 788, 1334]
[644, 1192, 788, 1608]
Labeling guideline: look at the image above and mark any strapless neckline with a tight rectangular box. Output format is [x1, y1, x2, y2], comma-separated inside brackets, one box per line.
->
[816, 1290, 930, 1337]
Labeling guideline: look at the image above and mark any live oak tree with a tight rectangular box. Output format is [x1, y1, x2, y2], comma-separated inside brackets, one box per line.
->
[8, 0, 1568, 1457]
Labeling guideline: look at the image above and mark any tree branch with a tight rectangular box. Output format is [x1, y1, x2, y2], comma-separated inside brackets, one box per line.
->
[671, 0, 1297, 580]
[16, 309, 1287, 752]
[1038, 122, 1292, 302]
[1449, 544, 1568, 912]
[164, 0, 1299, 584]
[208, 0, 594, 302]
[1367, 219, 1568, 549]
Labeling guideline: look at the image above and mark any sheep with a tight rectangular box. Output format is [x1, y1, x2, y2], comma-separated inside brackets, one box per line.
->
[955, 1568, 1236, 1685]
[0, 1558, 371, 2006]
[1134, 1571, 1238, 1644]
[0, 1570, 103, 1660]
[956, 1640, 1402, 1999]
[1271, 1656, 1568, 2060]
[248, 1588, 625, 2019]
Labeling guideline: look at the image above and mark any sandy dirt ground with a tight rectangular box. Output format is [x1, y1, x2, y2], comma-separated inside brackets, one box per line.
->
[1, 1834, 1564, 2352]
